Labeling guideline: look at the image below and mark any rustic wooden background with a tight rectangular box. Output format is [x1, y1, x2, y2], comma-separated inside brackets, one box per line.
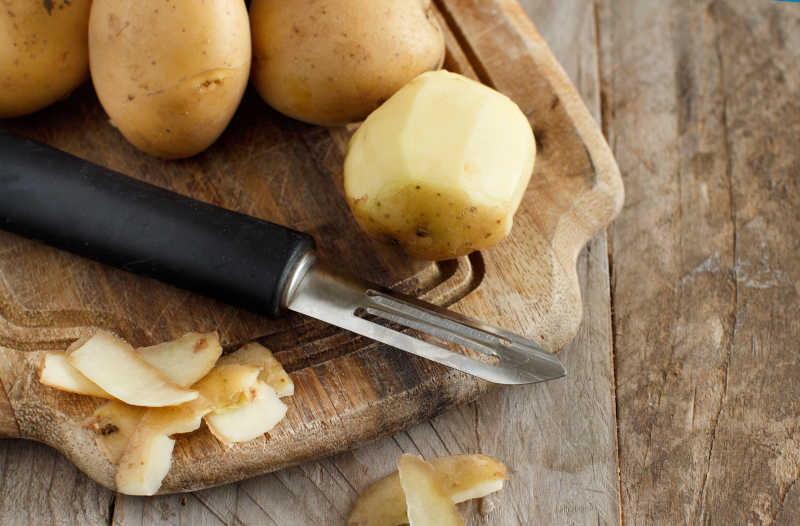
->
[0, 0, 798, 524]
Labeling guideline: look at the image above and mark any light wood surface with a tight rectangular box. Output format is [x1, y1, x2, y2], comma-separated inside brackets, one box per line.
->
[0, 0, 622, 521]
[3, 0, 794, 524]
[602, 1, 800, 524]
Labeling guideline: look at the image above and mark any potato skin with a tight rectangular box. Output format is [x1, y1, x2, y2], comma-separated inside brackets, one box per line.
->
[89, 0, 251, 159]
[249, 0, 444, 126]
[0, 0, 91, 118]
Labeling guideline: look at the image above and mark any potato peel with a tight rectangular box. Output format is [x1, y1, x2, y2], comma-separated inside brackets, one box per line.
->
[192, 364, 261, 409]
[347, 454, 508, 526]
[87, 400, 146, 464]
[114, 364, 263, 495]
[39, 352, 111, 399]
[218, 342, 294, 397]
[204, 380, 287, 446]
[115, 397, 211, 496]
[137, 332, 222, 388]
[39, 332, 295, 496]
[67, 330, 198, 407]
[398, 455, 464, 526]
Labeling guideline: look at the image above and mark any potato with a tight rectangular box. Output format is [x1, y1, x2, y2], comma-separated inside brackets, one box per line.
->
[0, 0, 91, 118]
[89, 0, 251, 159]
[344, 70, 536, 260]
[249, 0, 444, 126]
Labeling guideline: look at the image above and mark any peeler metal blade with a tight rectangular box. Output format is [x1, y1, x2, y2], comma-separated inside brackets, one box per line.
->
[284, 255, 566, 385]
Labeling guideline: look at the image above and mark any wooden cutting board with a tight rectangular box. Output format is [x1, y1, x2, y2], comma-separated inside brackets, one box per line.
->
[0, 0, 622, 493]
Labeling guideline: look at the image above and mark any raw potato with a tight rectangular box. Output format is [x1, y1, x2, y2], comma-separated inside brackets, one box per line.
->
[249, 0, 445, 126]
[89, 0, 251, 158]
[137, 332, 222, 388]
[218, 342, 294, 397]
[67, 331, 198, 407]
[0, 0, 91, 118]
[344, 70, 536, 260]
[39, 353, 111, 399]
[397, 455, 464, 526]
[87, 401, 146, 464]
[348, 454, 508, 526]
[204, 380, 287, 445]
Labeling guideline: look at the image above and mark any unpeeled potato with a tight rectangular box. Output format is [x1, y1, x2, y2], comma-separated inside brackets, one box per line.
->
[89, 0, 251, 159]
[0, 0, 91, 118]
[249, 0, 445, 126]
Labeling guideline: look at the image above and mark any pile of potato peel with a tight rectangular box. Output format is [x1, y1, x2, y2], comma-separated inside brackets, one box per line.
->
[348, 453, 510, 526]
[38, 330, 294, 495]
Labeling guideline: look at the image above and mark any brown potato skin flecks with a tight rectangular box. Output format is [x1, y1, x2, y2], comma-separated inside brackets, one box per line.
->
[348, 184, 511, 261]
[344, 71, 536, 261]
[0, 0, 92, 118]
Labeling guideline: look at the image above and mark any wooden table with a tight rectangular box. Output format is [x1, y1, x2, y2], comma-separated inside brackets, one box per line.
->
[1, 1, 798, 524]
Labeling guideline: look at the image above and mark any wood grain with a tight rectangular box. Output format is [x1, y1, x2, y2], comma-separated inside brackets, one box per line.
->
[0, 439, 113, 526]
[0, 0, 621, 510]
[600, 0, 800, 524]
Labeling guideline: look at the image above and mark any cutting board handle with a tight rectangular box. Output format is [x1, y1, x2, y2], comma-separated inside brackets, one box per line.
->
[0, 348, 22, 438]
[0, 347, 117, 488]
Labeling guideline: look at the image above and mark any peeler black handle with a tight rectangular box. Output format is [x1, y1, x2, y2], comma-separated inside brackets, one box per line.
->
[0, 131, 315, 318]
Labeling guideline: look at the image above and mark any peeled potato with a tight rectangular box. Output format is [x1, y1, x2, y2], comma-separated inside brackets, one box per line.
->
[250, 0, 444, 126]
[344, 70, 536, 260]
[0, 0, 91, 118]
[89, 0, 251, 158]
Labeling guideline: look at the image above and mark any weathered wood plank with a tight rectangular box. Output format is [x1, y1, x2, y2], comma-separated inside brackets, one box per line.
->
[0, 439, 113, 526]
[600, 0, 800, 524]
